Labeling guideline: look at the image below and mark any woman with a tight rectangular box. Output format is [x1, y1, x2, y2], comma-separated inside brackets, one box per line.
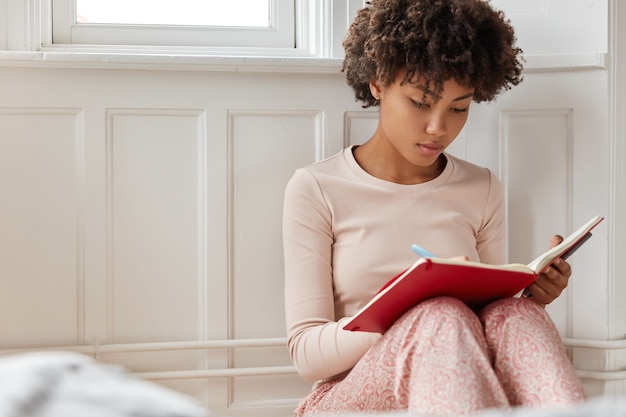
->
[282, 0, 586, 415]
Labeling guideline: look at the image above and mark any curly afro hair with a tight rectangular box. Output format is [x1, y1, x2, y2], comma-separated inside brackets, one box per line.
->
[341, 0, 524, 107]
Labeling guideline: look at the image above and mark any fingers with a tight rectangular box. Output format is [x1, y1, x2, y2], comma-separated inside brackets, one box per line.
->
[550, 234, 564, 248]
[523, 234, 570, 305]
[550, 257, 571, 277]
[527, 259, 570, 304]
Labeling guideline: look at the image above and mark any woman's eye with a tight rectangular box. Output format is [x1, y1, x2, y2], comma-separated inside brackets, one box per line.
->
[411, 100, 429, 109]
[451, 107, 469, 113]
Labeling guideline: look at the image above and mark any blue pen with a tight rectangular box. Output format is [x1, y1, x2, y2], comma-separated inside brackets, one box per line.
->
[411, 244, 437, 258]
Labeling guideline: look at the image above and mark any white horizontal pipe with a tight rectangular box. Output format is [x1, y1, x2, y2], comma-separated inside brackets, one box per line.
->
[138, 367, 626, 382]
[3, 338, 626, 382]
[4, 337, 625, 357]
[0, 338, 288, 356]
[137, 365, 297, 380]
[562, 337, 626, 350]
[96, 338, 287, 353]
[577, 369, 626, 382]
[136, 366, 626, 383]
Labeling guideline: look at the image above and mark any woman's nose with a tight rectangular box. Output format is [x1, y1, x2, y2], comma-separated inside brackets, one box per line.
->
[425, 114, 447, 137]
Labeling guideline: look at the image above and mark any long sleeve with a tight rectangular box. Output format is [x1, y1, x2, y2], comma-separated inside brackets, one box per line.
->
[283, 169, 381, 382]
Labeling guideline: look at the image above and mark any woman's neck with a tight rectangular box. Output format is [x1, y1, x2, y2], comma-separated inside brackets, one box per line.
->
[352, 141, 447, 185]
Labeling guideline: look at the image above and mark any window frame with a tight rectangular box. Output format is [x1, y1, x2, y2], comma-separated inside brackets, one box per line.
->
[3, 0, 366, 71]
[51, 0, 296, 50]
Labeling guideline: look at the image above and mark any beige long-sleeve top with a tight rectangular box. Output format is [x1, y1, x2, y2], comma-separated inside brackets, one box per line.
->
[282, 147, 505, 383]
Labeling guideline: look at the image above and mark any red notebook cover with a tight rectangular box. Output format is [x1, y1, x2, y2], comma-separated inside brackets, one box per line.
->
[343, 215, 604, 334]
[342, 259, 537, 333]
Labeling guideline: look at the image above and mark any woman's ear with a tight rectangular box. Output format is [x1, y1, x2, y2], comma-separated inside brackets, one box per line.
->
[369, 80, 382, 101]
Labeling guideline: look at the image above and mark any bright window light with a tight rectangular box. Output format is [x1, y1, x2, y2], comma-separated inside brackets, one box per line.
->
[76, 0, 271, 27]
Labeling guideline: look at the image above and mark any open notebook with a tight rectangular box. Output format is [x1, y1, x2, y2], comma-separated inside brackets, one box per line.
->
[343, 215, 604, 333]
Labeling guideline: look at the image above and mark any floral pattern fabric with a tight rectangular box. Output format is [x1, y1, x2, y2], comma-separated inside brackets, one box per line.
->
[295, 297, 585, 416]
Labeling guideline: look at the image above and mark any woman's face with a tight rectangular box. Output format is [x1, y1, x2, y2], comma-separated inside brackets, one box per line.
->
[371, 70, 474, 171]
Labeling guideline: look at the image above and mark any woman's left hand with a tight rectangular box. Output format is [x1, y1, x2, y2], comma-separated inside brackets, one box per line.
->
[524, 235, 572, 305]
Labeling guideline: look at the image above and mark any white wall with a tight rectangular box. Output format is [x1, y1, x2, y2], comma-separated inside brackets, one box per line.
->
[0, 1, 623, 415]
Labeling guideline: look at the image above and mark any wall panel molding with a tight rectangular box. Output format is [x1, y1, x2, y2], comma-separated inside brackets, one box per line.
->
[226, 109, 323, 412]
[606, 0, 626, 395]
[104, 108, 207, 343]
[499, 108, 574, 251]
[0, 106, 85, 346]
[226, 109, 324, 337]
[608, 0, 626, 339]
[499, 108, 574, 332]
[343, 110, 378, 147]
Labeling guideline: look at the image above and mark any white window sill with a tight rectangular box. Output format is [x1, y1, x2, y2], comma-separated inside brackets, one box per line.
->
[0, 49, 344, 74]
[0, 49, 605, 74]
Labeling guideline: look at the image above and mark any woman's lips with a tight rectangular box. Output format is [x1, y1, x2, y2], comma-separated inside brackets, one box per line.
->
[417, 143, 443, 156]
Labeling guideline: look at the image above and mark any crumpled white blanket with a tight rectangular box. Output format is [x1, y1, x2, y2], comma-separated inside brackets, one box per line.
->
[0, 351, 214, 417]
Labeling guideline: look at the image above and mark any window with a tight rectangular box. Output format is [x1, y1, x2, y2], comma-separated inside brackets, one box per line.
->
[76, 0, 270, 27]
[52, 0, 296, 49]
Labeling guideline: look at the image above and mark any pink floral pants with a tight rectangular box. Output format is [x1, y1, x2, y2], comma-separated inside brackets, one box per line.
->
[295, 297, 586, 416]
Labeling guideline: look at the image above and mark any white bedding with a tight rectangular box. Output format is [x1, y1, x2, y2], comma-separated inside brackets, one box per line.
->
[0, 351, 214, 417]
